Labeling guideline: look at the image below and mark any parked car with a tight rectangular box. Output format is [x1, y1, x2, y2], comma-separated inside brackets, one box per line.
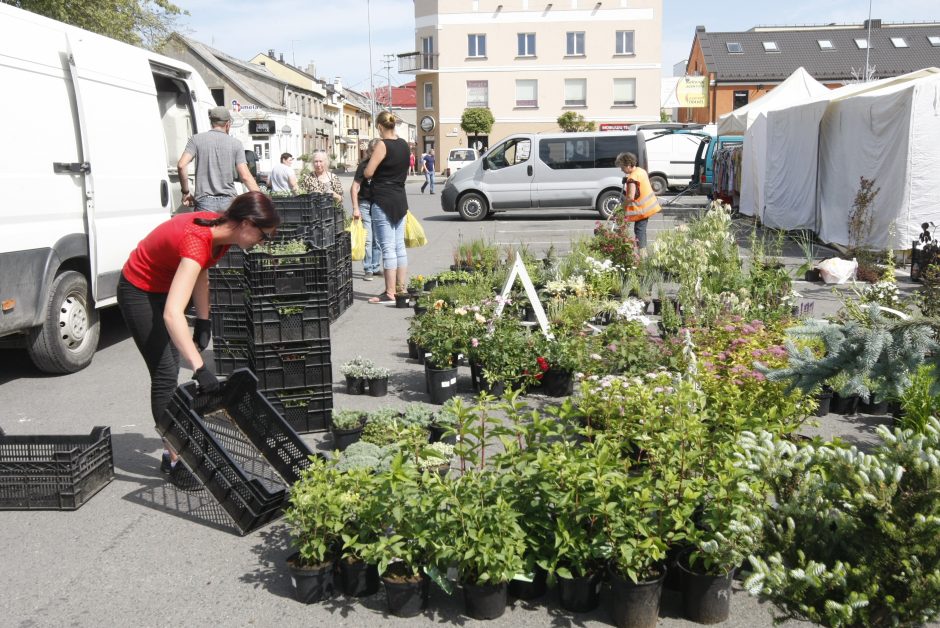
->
[639, 125, 713, 194]
[444, 148, 479, 177]
[440, 131, 647, 221]
[692, 135, 744, 197]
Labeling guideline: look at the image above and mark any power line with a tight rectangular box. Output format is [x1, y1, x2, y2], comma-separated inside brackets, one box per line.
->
[381, 53, 396, 110]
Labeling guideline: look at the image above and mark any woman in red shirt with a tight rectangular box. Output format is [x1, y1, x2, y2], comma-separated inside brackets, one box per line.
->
[117, 191, 279, 488]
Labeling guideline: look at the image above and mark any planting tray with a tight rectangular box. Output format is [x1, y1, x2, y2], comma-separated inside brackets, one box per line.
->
[156, 369, 315, 534]
[264, 388, 333, 433]
[244, 247, 330, 298]
[0, 426, 114, 510]
[249, 340, 332, 392]
[247, 296, 330, 345]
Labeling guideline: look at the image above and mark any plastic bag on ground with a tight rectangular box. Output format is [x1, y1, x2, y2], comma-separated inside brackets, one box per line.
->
[818, 257, 858, 284]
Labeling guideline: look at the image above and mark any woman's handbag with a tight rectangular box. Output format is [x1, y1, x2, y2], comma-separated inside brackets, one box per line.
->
[404, 211, 427, 248]
[348, 218, 366, 261]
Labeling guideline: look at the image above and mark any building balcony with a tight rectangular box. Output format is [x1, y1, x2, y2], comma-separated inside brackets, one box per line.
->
[398, 52, 438, 74]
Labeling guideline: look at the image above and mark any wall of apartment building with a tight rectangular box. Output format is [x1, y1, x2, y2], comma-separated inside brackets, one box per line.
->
[412, 0, 662, 166]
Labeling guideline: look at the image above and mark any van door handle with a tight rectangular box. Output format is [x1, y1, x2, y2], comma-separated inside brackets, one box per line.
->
[527, 165, 533, 176]
[53, 162, 91, 174]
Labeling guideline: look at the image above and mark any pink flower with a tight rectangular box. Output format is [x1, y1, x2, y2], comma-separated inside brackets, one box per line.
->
[751, 349, 764, 358]
[607, 343, 617, 352]
[750, 371, 766, 381]
[723, 325, 736, 332]
[471, 338, 479, 348]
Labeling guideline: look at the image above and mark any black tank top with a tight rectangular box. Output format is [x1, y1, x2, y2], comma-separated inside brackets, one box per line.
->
[371, 137, 410, 223]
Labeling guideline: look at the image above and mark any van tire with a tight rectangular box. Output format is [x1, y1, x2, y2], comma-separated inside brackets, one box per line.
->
[649, 175, 668, 196]
[26, 271, 100, 374]
[596, 189, 623, 219]
[458, 192, 488, 221]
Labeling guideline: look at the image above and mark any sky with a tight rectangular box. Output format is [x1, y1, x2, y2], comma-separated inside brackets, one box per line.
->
[175, 0, 940, 92]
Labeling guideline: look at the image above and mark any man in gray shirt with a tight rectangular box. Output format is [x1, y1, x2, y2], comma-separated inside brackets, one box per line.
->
[268, 152, 299, 194]
[177, 106, 259, 212]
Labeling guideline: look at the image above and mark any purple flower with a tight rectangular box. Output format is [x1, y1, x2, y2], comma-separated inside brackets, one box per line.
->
[607, 343, 617, 352]
[723, 325, 736, 332]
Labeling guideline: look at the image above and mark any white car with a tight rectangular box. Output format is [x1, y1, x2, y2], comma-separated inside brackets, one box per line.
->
[445, 148, 480, 177]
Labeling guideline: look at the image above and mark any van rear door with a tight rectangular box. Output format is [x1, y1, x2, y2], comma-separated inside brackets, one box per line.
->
[66, 34, 172, 303]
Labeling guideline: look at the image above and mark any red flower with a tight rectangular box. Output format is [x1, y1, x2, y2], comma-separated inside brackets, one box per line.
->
[536, 356, 550, 372]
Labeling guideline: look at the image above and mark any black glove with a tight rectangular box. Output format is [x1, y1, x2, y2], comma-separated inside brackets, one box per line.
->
[193, 318, 211, 352]
[193, 366, 220, 393]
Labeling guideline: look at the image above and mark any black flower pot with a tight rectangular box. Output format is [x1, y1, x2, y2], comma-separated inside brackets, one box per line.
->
[368, 376, 388, 397]
[463, 581, 508, 620]
[338, 557, 380, 597]
[423, 279, 438, 291]
[407, 287, 419, 296]
[416, 345, 428, 365]
[345, 376, 366, 395]
[287, 553, 335, 604]
[395, 293, 411, 309]
[859, 395, 889, 414]
[539, 368, 573, 397]
[804, 268, 822, 282]
[470, 362, 484, 392]
[331, 423, 364, 451]
[428, 423, 457, 445]
[558, 571, 602, 613]
[413, 303, 429, 315]
[831, 392, 860, 415]
[407, 338, 419, 360]
[382, 572, 429, 617]
[426, 364, 458, 405]
[678, 560, 735, 625]
[815, 385, 834, 416]
[608, 566, 666, 628]
[509, 566, 548, 600]
[651, 298, 663, 315]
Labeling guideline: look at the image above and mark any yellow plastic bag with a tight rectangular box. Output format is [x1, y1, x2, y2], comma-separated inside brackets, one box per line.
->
[404, 211, 427, 248]
[348, 218, 365, 261]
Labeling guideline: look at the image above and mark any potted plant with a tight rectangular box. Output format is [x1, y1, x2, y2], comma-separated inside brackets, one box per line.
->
[394, 283, 411, 309]
[473, 318, 542, 395]
[794, 231, 821, 282]
[428, 399, 458, 444]
[340, 356, 374, 395]
[331, 409, 367, 451]
[333, 466, 382, 597]
[361, 408, 429, 449]
[407, 274, 426, 296]
[364, 364, 390, 397]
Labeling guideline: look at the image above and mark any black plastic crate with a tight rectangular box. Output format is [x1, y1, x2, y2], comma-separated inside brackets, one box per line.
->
[156, 370, 315, 534]
[264, 388, 333, 433]
[211, 304, 248, 342]
[250, 340, 332, 392]
[335, 230, 352, 261]
[0, 427, 114, 510]
[244, 247, 330, 298]
[333, 204, 346, 234]
[271, 194, 319, 224]
[215, 248, 245, 270]
[213, 337, 251, 377]
[247, 297, 330, 345]
[209, 268, 247, 307]
[306, 224, 336, 249]
[329, 281, 353, 321]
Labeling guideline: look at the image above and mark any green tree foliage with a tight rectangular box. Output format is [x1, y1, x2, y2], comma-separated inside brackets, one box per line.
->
[14, 0, 187, 49]
[557, 111, 596, 132]
[460, 107, 495, 135]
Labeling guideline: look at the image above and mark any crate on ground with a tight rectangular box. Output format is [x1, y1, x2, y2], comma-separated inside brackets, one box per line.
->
[215, 248, 245, 270]
[249, 339, 332, 391]
[264, 387, 333, 433]
[329, 280, 353, 321]
[334, 230, 352, 262]
[333, 203, 346, 234]
[210, 304, 248, 342]
[213, 337, 251, 377]
[208, 268, 247, 307]
[305, 224, 336, 249]
[156, 369, 315, 534]
[247, 296, 330, 345]
[244, 246, 329, 298]
[0, 427, 114, 511]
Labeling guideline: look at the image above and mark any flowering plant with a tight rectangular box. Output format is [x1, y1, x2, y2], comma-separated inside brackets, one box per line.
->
[408, 274, 426, 291]
[473, 318, 545, 390]
[411, 305, 485, 368]
[860, 280, 906, 312]
[590, 212, 639, 269]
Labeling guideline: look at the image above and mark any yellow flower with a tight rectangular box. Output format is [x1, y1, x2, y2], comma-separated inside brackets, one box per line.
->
[433, 299, 445, 310]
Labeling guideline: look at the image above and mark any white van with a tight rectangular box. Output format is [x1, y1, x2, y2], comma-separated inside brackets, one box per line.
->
[0, 4, 216, 373]
[638, 124, 714, 194]
[441, 132, 647, 221]
[445, 148, 479, 177]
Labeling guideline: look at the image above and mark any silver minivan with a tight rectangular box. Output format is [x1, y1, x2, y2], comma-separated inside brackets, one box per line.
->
[440, 131, 646, 221]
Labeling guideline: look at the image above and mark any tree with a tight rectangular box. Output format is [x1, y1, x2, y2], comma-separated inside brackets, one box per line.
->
[557, 111, 596, 132]
[460, 108, 495, 135]
[13, 0, 187, 49]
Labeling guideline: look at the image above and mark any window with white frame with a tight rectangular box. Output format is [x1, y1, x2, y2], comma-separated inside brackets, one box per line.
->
[518, 33, 536, 56]
[930, 36, 940, 47]
[515, 79, 538, 107]
[615, 30, 635, 55]
[854, 38, 870, 49]
[762, 41, 779, 52]
[467, 80, 488, 107]
[890, 37, 908, 48]
[818, 39, 834, 49]
[468, 34, 486, 57]
[612, 78, 636, 106]
[424, 82, 433, 109]
[564, 79, 587, 107]
[566, 31, 585, 55]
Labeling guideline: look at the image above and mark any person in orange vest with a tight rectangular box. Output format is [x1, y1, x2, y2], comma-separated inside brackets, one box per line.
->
[615, 152, 662, 251]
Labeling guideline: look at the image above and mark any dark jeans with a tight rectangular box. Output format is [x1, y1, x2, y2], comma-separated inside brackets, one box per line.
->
[117, 274, 180, 425]
[634, 217, 649, 249]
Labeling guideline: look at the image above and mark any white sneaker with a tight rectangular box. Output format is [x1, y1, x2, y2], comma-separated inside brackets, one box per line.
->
[362, 274, 374, 281]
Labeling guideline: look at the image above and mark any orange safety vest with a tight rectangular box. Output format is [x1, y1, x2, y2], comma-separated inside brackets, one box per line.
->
[622, 167, 661, 222]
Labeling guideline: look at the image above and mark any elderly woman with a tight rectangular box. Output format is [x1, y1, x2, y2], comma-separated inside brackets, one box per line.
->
[300, 151, 344, 203]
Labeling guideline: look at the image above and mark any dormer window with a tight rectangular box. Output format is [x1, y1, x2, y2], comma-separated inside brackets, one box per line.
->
[818, 39, 833, 49]
[726, 42, 743, 53]
[890, 37, 908, 48]
[855, 38, 870, 49]
[762, 41, 779, 52]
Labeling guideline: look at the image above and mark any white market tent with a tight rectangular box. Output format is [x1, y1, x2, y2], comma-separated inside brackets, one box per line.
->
[817, 72, 940, 249]
[761, 69, 940, 233]
[717, 68, 830, 218]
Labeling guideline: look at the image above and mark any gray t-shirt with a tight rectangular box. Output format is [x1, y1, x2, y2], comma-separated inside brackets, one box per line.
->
[183, 129, 246, 199]
[268, 162, 294, 192]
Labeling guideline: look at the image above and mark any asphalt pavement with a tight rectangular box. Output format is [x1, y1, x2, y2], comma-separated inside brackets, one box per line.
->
[0, 177, 921, 627]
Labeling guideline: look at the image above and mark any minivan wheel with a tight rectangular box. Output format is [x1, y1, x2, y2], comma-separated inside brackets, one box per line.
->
[26, 270, 100, 374]
[458, 192, 488, 221]
[596, 189, 623, 219]
[649, 175, 668, 196]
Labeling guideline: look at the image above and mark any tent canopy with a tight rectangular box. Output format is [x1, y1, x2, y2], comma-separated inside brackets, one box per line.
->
[717, 67, 829, 136]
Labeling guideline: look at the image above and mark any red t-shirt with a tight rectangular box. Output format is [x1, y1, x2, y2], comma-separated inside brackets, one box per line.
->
[122, 212, 230, 293]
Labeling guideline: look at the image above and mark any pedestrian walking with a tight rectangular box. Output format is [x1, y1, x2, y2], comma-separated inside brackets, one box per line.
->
[420, 148, 436, 194]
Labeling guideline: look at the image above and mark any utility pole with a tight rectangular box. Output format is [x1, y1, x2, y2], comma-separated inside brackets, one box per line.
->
[367, 0, 376, 132]
[382, 54, 396, 111]
[864, 0, 873, 82]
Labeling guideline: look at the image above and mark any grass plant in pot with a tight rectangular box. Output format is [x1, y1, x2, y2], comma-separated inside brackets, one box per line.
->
[330, 409, 367, 451]
[340, 356, 373, 395]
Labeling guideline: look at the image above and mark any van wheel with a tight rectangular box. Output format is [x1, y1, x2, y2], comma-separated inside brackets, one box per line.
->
[458, 192, 488, 221]
[649, 175, 668, 196]
[596, 189, 623, 219]
[26, 271, 100, 374]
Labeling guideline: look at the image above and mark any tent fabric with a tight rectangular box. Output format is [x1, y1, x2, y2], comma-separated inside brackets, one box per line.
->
[761, 69, 940, 233]
[817, 73, 940, 249]
[728, 68, 829, 217]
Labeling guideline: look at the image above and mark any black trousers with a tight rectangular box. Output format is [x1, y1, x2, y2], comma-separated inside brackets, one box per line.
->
[117, 274, 180, 425]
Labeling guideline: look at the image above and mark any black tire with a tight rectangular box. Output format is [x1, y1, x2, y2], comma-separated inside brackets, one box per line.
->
[26, 270, 100, 374]
[458, 192, 488, 221]
[596, 189, 623, 219]
[649, 175, 668, 196]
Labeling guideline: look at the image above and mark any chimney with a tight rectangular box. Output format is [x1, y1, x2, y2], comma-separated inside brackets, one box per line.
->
[268, 48, 275, 58]
[863, 18, 882, 29]
[279, 53, 284, 63]
[696, 25, 705, 33]
[333, 76, 342, 92]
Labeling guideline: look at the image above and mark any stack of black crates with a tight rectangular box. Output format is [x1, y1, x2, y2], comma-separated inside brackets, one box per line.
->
[208, 193, 353, 434]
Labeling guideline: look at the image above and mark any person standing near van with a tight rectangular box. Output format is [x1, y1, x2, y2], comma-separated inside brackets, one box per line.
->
[615, 152, 661, 251]
[178, 106, 259, 212]
[420, 148, 435, 194]
[351, 139, 383, 280]
[268, 153, 299, 194]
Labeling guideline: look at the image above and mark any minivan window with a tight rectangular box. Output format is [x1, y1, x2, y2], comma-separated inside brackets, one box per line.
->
[449, 149, 476, 162]
[595, 135, 638, 168]
[539, 138, 595, 169]
[485, 138, 531, 170]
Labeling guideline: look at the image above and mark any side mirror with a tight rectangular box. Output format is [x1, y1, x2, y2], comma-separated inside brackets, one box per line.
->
[482, 159, 490, 171]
